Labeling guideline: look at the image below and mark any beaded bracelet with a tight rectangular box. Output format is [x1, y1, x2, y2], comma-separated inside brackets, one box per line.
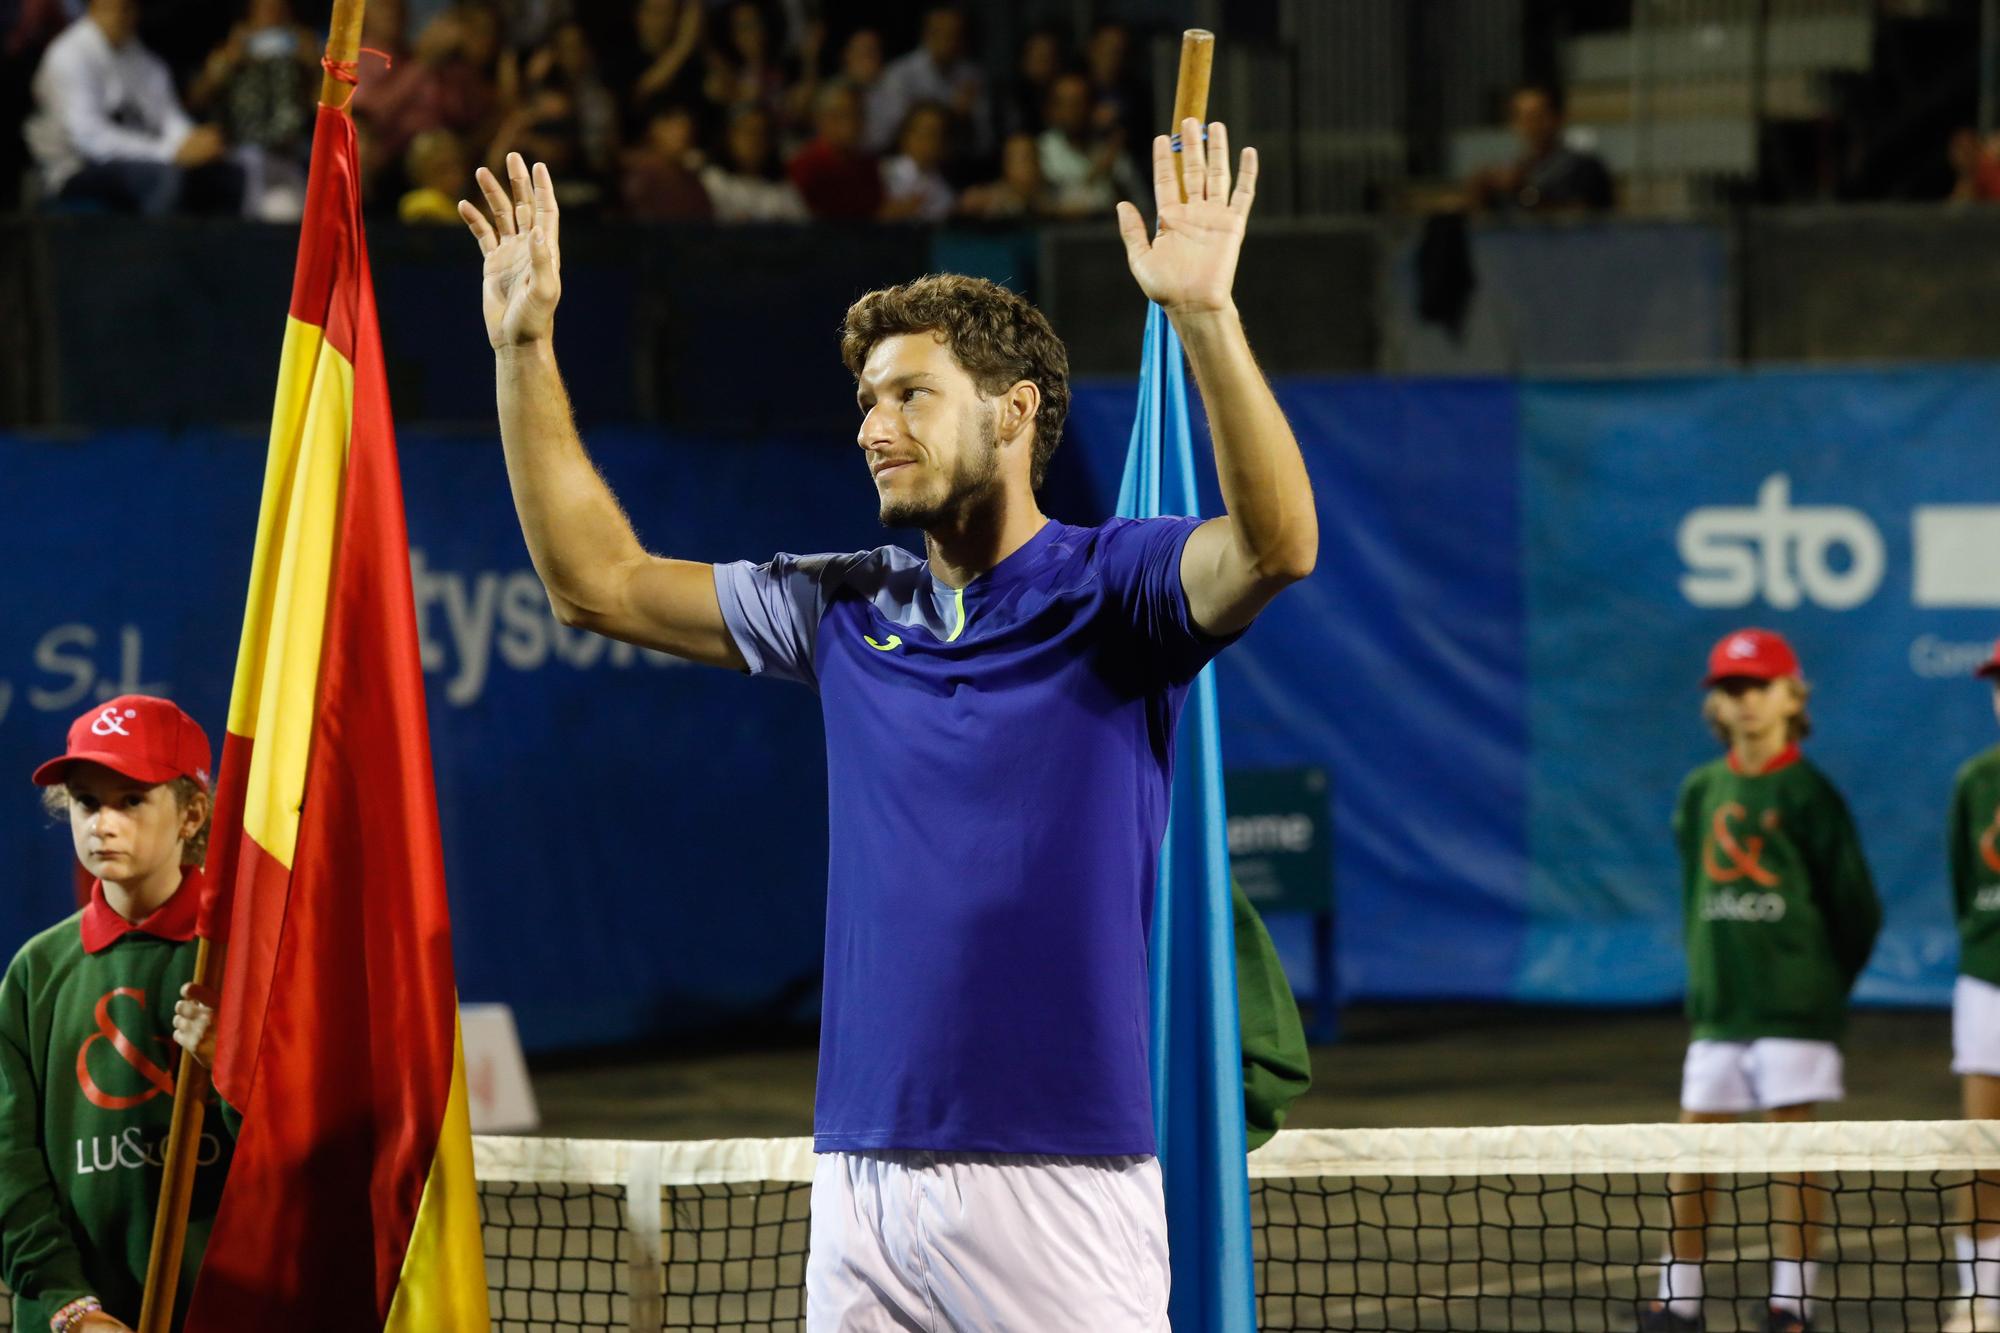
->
[49, 1296, 101, 1333]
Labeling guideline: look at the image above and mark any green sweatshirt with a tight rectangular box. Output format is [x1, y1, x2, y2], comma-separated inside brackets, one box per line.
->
[1950, 746, 2000, 986]
[1233, 883, 1312, 1151]
[1674, 749, 1880, 1042]
[0, 882, 231, 1332]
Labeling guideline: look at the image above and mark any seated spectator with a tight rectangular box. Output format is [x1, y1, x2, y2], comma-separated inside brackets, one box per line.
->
[187, 0, 319, 220]
[702, 0, 786, 124]
[1037, 69, 1139, 219]
[524, 21, 618, 176]
[1085, 19, 1152, 162]
[881, 100, 953, 221]
[488, 84, 603, 214]
[836, 26, 890, 147]
[1001, 24, 1064, 139]
[25, 0, 244, 215]
[960, 130, 1051, 219]
[700, 102, 807, 221]
[787, 82, 881, 219]
[398, 125, 468, 222]
[1466, 83, 1614, 214]
[1949, 127, 2000, 204]
[606, 0, 702, 133]
[622, 101, 711, 220]
[867, 5, 987, 160]
[357, 3, 514, 164]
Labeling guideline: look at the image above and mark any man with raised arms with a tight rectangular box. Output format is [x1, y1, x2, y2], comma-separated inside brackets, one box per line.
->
[460, 117, 1316, 1331]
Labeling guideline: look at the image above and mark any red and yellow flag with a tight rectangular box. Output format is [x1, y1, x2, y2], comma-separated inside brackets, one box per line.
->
[188, 101, 488, 1329]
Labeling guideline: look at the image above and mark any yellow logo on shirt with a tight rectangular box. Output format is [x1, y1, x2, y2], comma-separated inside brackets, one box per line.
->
[865, 634, 903, 652]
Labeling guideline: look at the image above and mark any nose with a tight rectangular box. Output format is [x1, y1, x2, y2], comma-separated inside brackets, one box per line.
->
[858, 402, 896, 453]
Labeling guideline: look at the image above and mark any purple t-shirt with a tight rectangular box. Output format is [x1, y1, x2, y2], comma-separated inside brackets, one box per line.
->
[713, 516, 1233, 1156]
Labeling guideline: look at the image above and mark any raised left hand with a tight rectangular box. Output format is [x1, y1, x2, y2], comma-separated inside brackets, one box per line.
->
[172, 982, 219, 1069]
[1115, 118, 1257, 317]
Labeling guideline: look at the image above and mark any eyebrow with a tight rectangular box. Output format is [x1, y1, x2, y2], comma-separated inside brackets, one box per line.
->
[856, 372, 938, 408]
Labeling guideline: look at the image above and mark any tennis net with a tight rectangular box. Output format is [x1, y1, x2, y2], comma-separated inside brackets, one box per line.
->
[473, 1119, 2000, 1333]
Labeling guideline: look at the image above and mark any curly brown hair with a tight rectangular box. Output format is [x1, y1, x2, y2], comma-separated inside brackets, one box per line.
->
[840, 274, 1070, 490]
[41, 775, 213, 867]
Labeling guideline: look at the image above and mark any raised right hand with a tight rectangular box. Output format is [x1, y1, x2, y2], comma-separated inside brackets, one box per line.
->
[458, 152, 562, 349]
[76, 1313, 134, 1333]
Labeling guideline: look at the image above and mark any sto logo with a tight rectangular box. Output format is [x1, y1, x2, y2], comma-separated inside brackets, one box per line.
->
[1704, 803, 1781, 888]
[76, 988, 175, 1110]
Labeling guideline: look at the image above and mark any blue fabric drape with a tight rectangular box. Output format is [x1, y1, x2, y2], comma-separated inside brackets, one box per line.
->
[1124, 301, 1258, 1332]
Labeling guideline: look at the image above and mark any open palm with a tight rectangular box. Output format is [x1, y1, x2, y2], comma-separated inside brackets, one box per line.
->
[458, 153, 563, 348]
[1116, 119, 1257, 316]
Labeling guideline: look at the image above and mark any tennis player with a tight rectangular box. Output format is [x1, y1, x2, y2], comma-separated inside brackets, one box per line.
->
[1946, 639, 2000, 1333]
[461, 118, 1315, 1330]
[1643, 629, 1880, 1333]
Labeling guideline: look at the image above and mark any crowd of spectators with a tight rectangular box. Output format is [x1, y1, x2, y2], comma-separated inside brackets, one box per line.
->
[1, 0, 1158, 225]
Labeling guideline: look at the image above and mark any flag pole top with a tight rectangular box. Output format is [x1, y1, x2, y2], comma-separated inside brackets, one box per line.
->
[318, 0, 367, 110]
[1170, 29, 1216, 203]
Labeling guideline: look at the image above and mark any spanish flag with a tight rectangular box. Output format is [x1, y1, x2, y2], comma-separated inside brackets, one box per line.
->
[187, 99, 488, 1328]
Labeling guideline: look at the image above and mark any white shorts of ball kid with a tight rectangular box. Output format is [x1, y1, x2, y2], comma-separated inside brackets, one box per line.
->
[1953, 974, 2000, 1077]
[806, 1150, 1170, 1332]
[1680, 1038, 1844, 1114]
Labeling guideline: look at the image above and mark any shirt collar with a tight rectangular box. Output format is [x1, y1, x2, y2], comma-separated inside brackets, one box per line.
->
[1727, 742, 1801, 776]
[79, 866, 204, 954]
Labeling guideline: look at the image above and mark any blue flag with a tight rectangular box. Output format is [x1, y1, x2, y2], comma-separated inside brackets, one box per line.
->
[1123, 301, 1258, 1332]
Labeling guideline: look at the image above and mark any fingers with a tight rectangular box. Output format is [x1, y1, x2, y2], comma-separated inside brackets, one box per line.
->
[1180, 117, 1206, 201]
[475, 165, 513, 235]
[458, 198, 498, 255]
[1206, 121, 1229, 202]
[1231, 145, 1258, 218]
[532, 159, 562, 251]
[507, 151, 534, 237]
[1114, 200, 1150, 264]
[1150, 133, 1176, 214]
[529, 224, 559, 287]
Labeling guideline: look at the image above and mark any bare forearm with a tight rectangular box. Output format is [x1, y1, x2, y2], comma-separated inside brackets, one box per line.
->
[494, 341, 646, 619]
[1171, 304, 1316, 580]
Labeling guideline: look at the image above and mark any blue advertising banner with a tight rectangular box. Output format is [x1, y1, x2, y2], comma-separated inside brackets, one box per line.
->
[1520, 369, 2000, 1006]
[4, 366, 1994, 1051]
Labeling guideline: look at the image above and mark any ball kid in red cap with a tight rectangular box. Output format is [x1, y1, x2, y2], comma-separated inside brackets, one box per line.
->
[7, 696, 230, 1332]
[1944, 638, 2000, 1332]
[1642, 632, 1880, 1333]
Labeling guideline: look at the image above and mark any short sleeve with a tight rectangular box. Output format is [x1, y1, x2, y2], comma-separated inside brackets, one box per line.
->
[713, 551, 880, 688]
[1095, 516, 1242, 686]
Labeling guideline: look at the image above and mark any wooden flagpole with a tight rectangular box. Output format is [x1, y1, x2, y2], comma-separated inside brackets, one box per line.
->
[1169, 29, 1215, 204]
[136, 4, 367, 1328]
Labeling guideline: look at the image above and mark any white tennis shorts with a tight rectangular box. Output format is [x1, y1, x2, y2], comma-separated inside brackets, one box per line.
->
[1680, 1037, 1844, 1113]
[1954, 974, 2000, 1077]
[805, 1150, 1170, 1332]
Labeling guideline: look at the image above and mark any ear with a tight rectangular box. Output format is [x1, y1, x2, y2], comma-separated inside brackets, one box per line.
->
[180, 787, 212, 842]
[998, 379, 1040, 446]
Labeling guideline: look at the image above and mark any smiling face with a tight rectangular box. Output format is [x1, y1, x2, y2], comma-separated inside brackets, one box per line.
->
[855, 333, 1013, 530]
[62, 763, 203, 888]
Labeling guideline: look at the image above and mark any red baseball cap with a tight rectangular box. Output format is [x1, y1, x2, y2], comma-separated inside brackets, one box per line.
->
[31, 696, 213, 789]
[1977, 638, 2000, 680]
[1703, 628, 1802, 687]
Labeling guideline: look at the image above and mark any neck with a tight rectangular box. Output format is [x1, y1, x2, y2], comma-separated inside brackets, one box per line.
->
[924, 491, 1047, 588]
[102, 860, 185, 923]
[1732, 729, 1789, 774]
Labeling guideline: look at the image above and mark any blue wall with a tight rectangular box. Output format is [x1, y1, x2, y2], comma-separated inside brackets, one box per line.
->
[3, 366, 1995, 1049]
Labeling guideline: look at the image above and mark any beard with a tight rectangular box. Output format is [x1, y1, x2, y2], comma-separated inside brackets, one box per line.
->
[877, 405, 1000, 530]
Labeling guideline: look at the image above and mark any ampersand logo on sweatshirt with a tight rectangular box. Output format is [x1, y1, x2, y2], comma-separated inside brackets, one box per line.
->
[1981, 804, 2000, 877]
[75, 987, 176, 1110]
